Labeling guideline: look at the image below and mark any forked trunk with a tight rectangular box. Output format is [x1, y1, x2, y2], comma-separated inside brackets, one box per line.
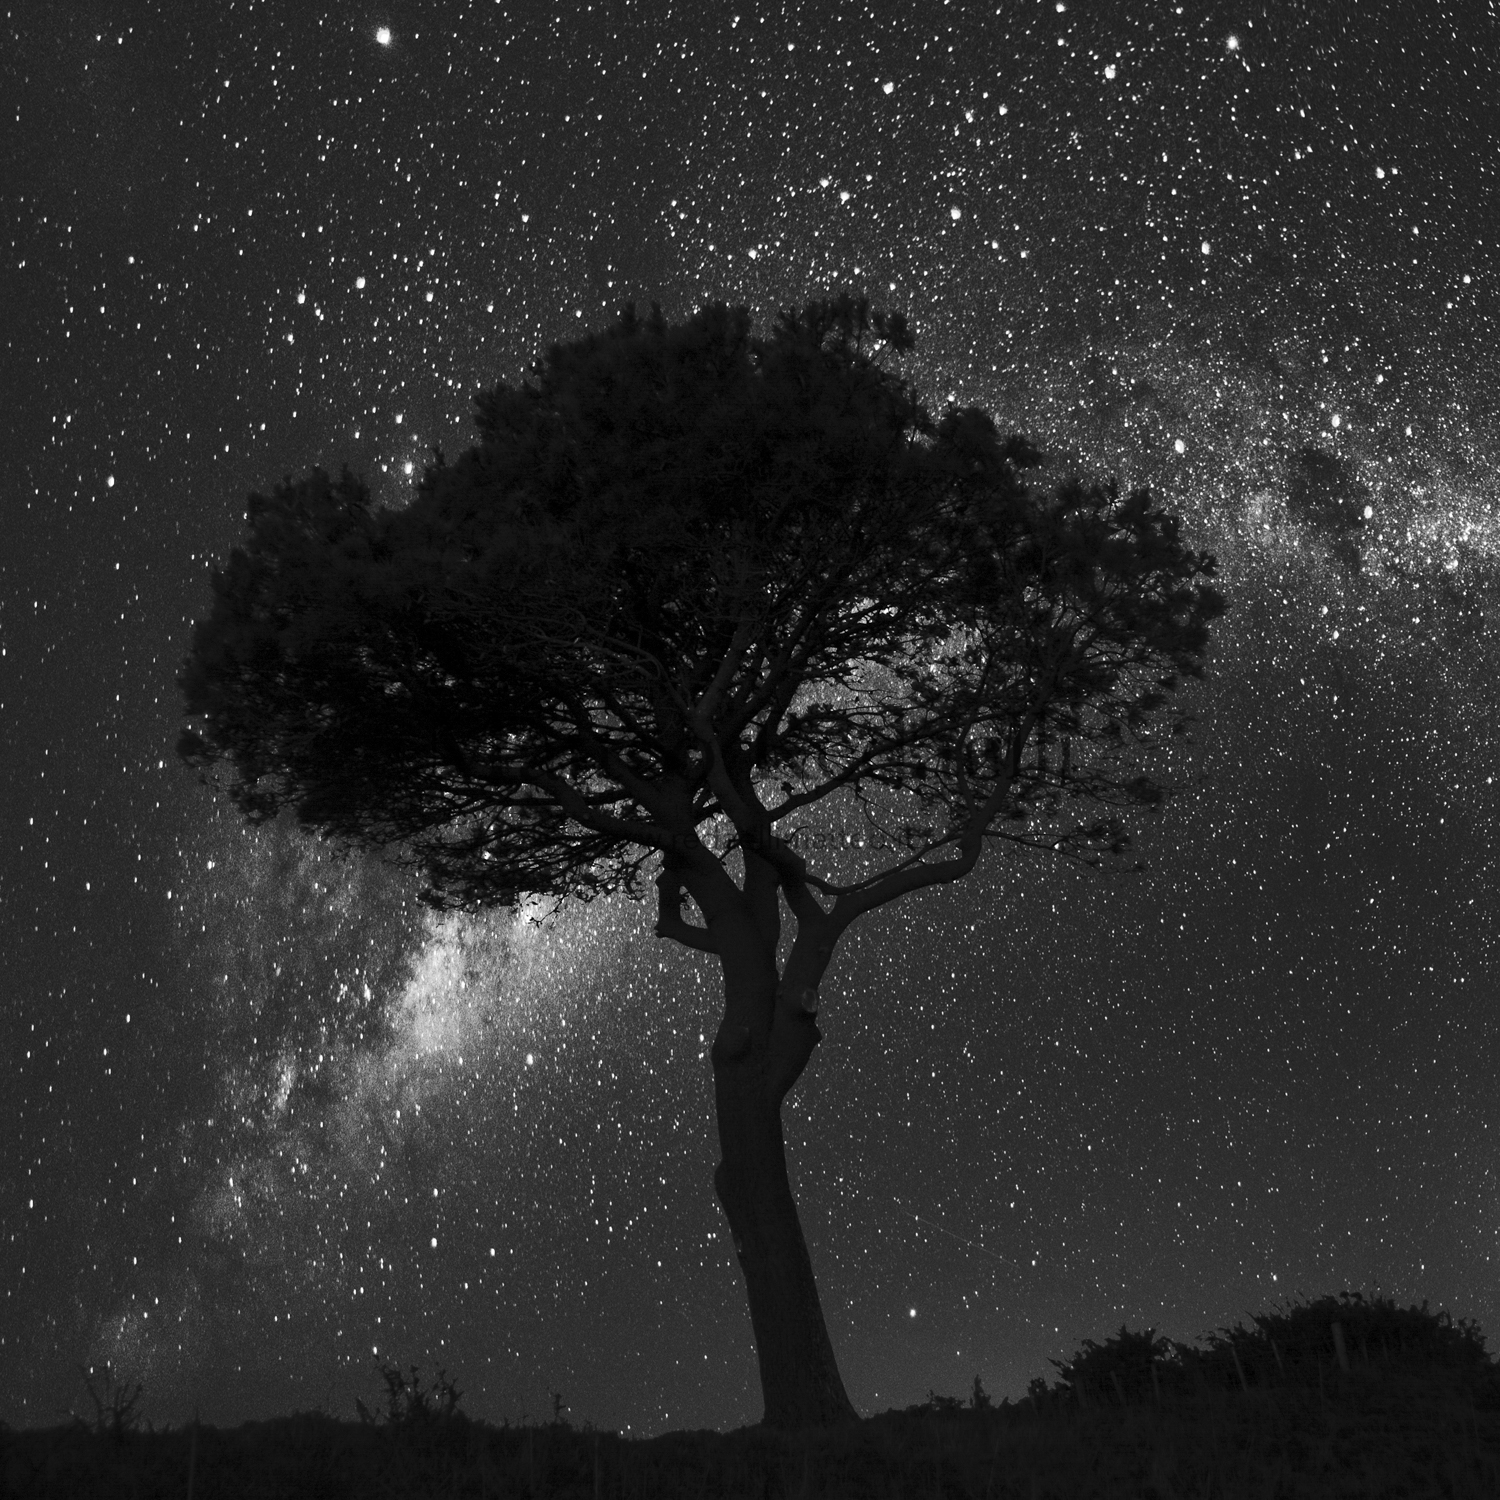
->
[711, 1006, 858, 1430]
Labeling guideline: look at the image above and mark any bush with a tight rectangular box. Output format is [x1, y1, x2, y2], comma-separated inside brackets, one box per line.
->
[1171, 1290, 1494, 1397]
[77, 1364, 144, 1441]
[1035, 1290, 1500, 1407]
[1049, 1324, 1175, 1407]
[355, 1361, 465, 1429]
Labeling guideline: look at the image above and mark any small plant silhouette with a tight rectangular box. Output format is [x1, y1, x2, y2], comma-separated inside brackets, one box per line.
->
[355, 1360, 465, 1428]
[78, 1363, 143, 1440]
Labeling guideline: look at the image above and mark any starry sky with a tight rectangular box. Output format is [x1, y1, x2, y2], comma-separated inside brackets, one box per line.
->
[5, 0, 1500, 1439]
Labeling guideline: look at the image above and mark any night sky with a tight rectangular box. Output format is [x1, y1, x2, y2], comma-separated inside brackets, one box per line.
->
[6, 0, 1500, 1439]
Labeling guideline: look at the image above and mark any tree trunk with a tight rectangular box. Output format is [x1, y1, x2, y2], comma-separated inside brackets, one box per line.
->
[711, 999, 858, 1430]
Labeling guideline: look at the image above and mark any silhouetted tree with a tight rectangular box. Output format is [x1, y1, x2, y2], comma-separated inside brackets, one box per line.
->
[179, 296, 1224, 1430]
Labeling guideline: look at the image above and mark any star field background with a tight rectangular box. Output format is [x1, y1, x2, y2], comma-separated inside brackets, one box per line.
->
[5, 0, 1500, 1438]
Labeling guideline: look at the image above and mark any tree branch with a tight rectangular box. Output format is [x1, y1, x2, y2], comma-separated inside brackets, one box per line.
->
[722, 597, 824, 744]
[766, 713, 953, 822]
[741, 844, 783, 953]
[826, 760, 1022, 932]
[653, 864, 718, 953]
[531, 769, 680, 853]
[692, 619, 757, 730]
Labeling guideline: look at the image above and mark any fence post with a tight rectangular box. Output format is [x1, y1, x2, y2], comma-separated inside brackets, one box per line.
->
[1331, 1322, 1350, 1374]
[1229, 1344, 1250, 1395]
[1151, 1362, 1162, 1407]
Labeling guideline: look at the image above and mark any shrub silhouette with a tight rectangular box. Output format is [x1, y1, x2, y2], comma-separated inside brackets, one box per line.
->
[1035, 1291, 1500, 1407]
[77, 1364, 144, 1442]
[1049, 1324, 1176, 1406]
[1185, 1290, 1497, 1397]
[355, 1361, 466, 1429]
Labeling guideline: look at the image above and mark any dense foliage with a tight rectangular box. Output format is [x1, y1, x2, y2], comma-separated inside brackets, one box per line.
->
[180, 296, 1223, 917]
[1036, 1290, 1499, 1408]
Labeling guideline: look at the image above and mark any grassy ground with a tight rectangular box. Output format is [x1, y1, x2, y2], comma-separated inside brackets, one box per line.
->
[5, 1362, 1500, 1499]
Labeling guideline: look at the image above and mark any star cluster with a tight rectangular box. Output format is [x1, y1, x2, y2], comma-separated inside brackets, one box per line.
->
[4, 0, 1498, 1437]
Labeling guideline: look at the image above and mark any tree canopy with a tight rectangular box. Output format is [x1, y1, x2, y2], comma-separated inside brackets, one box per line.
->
[180, 296, 1223, 939]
